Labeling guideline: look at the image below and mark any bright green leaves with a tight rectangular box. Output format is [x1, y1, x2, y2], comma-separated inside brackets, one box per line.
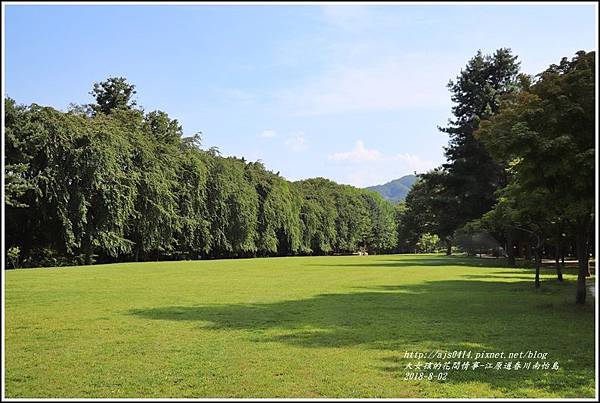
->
[6, 78, 403, 267]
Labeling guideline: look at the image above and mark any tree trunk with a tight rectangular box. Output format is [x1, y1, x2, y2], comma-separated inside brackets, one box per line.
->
[534, 249, 541, 288]
[82, 242, 93, 265]
[555, 244, 563, 282]
[445, 239, 452, 256]
[506, 231, 515, 266]
[575, 226, 589, 304]
[525, 243, 532, 261]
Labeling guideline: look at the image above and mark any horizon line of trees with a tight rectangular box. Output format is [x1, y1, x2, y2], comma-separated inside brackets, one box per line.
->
[4, 49, 596, 305]
[5, 78, 398, 268]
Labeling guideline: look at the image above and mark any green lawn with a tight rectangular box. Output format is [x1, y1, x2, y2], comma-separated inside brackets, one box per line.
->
[4, 254, 596, 398]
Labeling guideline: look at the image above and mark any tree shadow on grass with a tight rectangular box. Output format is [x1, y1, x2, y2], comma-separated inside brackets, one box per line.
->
[314, 255, 586, 273]
[307, 256, 514, 269]
[459, 273, 571, 281]
[127, 277, 595, 397]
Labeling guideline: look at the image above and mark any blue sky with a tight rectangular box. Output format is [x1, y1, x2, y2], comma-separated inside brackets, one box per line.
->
[4, 3, 597, 187]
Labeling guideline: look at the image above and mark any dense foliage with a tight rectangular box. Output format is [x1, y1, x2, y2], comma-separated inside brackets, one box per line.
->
[397, 50, 595, 304]
[5, 79, 398, 267]
[476, 51, 595, 303]
[4, 50, 595, 305]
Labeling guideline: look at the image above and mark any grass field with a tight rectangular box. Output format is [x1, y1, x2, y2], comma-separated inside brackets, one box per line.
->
[4, 254, 596, 398]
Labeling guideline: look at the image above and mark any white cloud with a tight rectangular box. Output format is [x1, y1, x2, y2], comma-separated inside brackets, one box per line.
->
[270, 7, 462, 117]
[276, 57, 453, 116]
[259, 129, 276, 139]
[396, 152, 437, 173]
[284, 132, 308, 152]
[328, 141, 435, 172]
[328, 140, 382, 162]
[327, 141, 440, 186]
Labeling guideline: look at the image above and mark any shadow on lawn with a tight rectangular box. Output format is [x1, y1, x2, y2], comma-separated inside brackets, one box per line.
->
[307, 256, 514, 269]
[310, 256, 585, 274]
[127, 273, 595, 397]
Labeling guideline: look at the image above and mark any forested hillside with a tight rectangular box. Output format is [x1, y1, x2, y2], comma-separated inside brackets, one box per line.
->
[365, 174, 417, 203]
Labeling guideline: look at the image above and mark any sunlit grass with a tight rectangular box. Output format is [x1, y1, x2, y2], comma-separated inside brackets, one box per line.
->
[4, 254, 596, 398]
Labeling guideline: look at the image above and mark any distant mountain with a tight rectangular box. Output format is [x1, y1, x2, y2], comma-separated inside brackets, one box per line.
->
[365, 174, 418, 203]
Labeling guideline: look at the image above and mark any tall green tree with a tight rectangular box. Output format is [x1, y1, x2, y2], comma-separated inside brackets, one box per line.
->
[121, 108, 180, 261]
[333, 186, 371, 253]
[246, 161, 302, 256]
[295, 178, 339, 255]
[477, 51, 595, 303]
[436, 49, 521, 246]
[206, 157, 259, 257]
[90, 77, 137, 115]
[397, 171, 457, 255]
[362, 191, 397, 253]
[4, 98, 33, 209]
[174, 142, 211, 259]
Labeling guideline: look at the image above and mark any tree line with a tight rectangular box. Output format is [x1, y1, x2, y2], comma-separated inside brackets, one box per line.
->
[396, 49, 595, 304]
[5, 78, 398, 268]
[4, 50, 595, 303]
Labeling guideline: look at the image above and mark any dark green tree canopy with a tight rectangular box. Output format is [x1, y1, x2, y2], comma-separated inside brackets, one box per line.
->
[440, 49, 520, 223]
[5, 80, 399, 267]
[476, 50, 595, 303]
[90, 77, 137, 114]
